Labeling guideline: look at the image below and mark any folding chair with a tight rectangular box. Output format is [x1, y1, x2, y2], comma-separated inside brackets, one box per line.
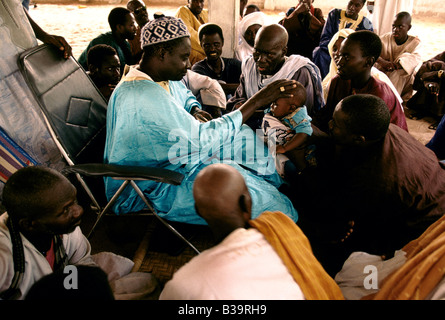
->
[18, 44, 200, 254]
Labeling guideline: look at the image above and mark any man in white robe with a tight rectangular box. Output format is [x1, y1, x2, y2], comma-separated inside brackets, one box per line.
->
[160, 163, 344, 300]
[375, 11, 422, 103]
[367, 0, 414, 36]
[228, 24, 324, 131]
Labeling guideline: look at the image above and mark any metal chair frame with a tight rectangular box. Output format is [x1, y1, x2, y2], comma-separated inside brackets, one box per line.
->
[18, 44, 200, 255]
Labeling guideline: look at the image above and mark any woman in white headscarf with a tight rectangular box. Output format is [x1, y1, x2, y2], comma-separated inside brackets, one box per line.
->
[235, 11, 267, 62]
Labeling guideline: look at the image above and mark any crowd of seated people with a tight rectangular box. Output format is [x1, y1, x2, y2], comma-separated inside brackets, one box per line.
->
[3, 0, 445, 301]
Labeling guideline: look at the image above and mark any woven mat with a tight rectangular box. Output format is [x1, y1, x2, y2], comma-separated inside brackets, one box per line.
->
[132, 218, 215, 288]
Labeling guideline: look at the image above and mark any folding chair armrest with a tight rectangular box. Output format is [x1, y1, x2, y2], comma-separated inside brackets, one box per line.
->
[61, 163, 184, 185]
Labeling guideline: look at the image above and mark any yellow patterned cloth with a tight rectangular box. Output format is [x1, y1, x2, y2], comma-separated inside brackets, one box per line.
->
[249, 211, 344, 300]
[175, 5, 208, 65]
[370, 214, 445, 300]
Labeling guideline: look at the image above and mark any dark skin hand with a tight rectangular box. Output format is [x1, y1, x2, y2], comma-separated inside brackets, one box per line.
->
[238, 79, 298, 123]
[376, 57, 401, 72]
[191, 106, 213, 122]
[25, 8, 72, 59]
[420, 61, 445, 95]
[294, 0, 312, 15]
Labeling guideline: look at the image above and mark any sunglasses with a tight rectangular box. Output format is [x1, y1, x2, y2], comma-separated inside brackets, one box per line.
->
[134, 6, 146, 15]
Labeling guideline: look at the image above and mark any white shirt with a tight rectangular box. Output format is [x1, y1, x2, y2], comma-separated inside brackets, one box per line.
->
[0, 213, 96, 300]
[159, 228, 305, 300]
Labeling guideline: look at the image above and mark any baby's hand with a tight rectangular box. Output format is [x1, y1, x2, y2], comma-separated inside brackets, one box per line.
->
[275, 145, 286, 154]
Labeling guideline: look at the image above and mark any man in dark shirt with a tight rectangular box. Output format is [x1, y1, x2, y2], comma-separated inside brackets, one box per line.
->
[192, 23, 242, 101]
[86, 44, 121, 102]
[78, 7, 136, 74]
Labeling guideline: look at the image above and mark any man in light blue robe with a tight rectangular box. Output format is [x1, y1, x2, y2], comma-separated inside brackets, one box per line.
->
[104, 16, 299, 225]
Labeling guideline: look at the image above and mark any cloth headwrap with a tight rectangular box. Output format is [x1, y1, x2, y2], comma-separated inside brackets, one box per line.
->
[238, 11, 267, 39]
[141, 16, 190, 48]
[249, 211, 344, 300]
[236, 11, 267, 62]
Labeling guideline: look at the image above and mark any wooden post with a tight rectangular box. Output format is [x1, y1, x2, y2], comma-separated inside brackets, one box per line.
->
[208, 0, 239, 58]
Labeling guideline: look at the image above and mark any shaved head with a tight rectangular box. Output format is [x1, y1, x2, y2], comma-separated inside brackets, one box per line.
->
[193, 164, 252, 241]
[255, 24, 288, 49]
[395, 11, 412, 25]
[253, 24, 289, 75]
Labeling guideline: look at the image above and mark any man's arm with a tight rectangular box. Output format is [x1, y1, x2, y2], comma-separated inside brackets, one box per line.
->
[64, 227, 96, 266]
[226, 74, 248, 112]
[397, 38, 422, 75]
[24, 7, 71, 59]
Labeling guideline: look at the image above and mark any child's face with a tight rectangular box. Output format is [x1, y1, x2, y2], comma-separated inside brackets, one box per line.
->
[33, 179, 84, 235]
[271, 95, 305, 118]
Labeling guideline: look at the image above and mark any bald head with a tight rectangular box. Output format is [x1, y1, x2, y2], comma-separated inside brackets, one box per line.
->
[392, 11, 412, 45]
[255, 24, 288, 48]
[395, 11, 412, 24]
[253, 24, 289, 75]
[193, 164, 252, 241]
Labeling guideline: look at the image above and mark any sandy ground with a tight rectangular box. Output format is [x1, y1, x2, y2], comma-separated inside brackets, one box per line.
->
[28, 3, 445, 144]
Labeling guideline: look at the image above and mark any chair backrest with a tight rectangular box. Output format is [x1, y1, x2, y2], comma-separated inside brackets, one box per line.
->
[17, 44, 108, 165]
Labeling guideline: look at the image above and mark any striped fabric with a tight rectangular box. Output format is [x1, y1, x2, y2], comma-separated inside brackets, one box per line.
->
[0, 128, 37, 183]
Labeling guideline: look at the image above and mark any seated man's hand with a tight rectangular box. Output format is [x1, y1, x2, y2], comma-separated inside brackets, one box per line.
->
[421, 70, 440, 81]
[384, 62, 398, 72]
[294, 1, 311, 14]
[377, 58, 393, 72]
[251, 79, 297, 109]
[40, 33, 72, 59]
[275, 145, 286, 154]
[192, 108, 213, 122]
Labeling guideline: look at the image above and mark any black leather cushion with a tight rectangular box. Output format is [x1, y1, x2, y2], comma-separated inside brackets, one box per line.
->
[18, 44, 107, 164]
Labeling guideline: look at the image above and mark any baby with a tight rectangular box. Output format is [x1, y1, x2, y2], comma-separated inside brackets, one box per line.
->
[262, 81, 313, 175]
